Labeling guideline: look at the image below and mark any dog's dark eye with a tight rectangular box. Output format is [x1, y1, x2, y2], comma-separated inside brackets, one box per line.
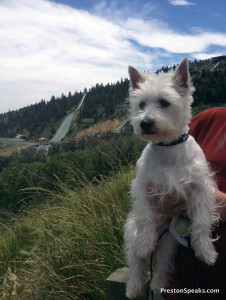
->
[139, 101, 146, 109]
[159, 99, 170, 108]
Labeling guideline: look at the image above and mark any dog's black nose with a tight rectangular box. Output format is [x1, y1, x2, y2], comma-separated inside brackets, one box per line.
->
[140, 119, 155, 133]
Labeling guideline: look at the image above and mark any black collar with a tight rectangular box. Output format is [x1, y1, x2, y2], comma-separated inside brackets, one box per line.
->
[153, 133, 189, 147]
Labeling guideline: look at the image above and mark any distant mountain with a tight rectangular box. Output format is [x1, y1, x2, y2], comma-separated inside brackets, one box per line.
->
[0, 56, 226, 139]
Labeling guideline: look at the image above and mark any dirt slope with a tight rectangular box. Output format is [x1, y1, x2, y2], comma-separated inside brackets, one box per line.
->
[75, 118, 126, 139]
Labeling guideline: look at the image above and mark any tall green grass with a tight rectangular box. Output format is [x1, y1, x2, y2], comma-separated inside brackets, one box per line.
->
[0, 167, 134, 299]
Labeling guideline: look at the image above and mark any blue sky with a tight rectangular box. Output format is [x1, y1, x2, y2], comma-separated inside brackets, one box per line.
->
[0, 0, 226, 113]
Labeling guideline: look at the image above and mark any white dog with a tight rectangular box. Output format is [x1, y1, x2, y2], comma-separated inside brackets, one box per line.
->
[124, 58, 219, 299]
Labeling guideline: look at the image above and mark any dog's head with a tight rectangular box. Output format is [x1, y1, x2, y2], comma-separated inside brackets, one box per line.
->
[128, 58, 195, 143]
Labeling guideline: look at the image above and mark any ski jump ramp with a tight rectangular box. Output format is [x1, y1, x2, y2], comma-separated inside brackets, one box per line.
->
[50, 93, 86, 143]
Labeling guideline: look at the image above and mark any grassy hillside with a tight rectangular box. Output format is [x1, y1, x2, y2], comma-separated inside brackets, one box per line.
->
[0, 166, 133, 299]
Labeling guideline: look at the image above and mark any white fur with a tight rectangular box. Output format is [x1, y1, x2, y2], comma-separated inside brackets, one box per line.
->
[124, 58, 219, 298]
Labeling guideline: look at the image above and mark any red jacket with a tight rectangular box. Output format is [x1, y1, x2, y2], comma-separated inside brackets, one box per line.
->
[189, 107, 226, 193]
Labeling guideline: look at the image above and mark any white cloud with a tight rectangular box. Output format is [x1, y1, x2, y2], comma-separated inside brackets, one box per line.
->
[0, 0, 153, 113]
[124, 18, 226, 53]
[0, 0, 226, 113]
[169, 0, 195, 6]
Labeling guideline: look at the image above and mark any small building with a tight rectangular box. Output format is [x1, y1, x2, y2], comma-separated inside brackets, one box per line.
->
[38, 137, 49, 145]
[15, 134, 27, 140]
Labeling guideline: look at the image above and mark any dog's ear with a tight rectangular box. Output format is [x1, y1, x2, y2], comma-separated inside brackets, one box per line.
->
[173, 57, 190, 91]
[128, 66, 143, 89]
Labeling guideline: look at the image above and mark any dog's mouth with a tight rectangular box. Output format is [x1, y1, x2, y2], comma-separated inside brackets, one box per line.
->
[141, 129, 157, 135]
[140, 128, 159, 141]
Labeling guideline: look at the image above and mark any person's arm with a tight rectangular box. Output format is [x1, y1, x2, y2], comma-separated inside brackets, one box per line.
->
[215, 188, 226, 221]
[162, 188, 226, 221]
[162, 197, 186, 218]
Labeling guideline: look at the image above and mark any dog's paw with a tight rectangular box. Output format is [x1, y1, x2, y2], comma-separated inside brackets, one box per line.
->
[150, 275, 168, 294]
[195, 244, 218, 266]
[196, 250, 218, 266]
[126, 279, 143, 299]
